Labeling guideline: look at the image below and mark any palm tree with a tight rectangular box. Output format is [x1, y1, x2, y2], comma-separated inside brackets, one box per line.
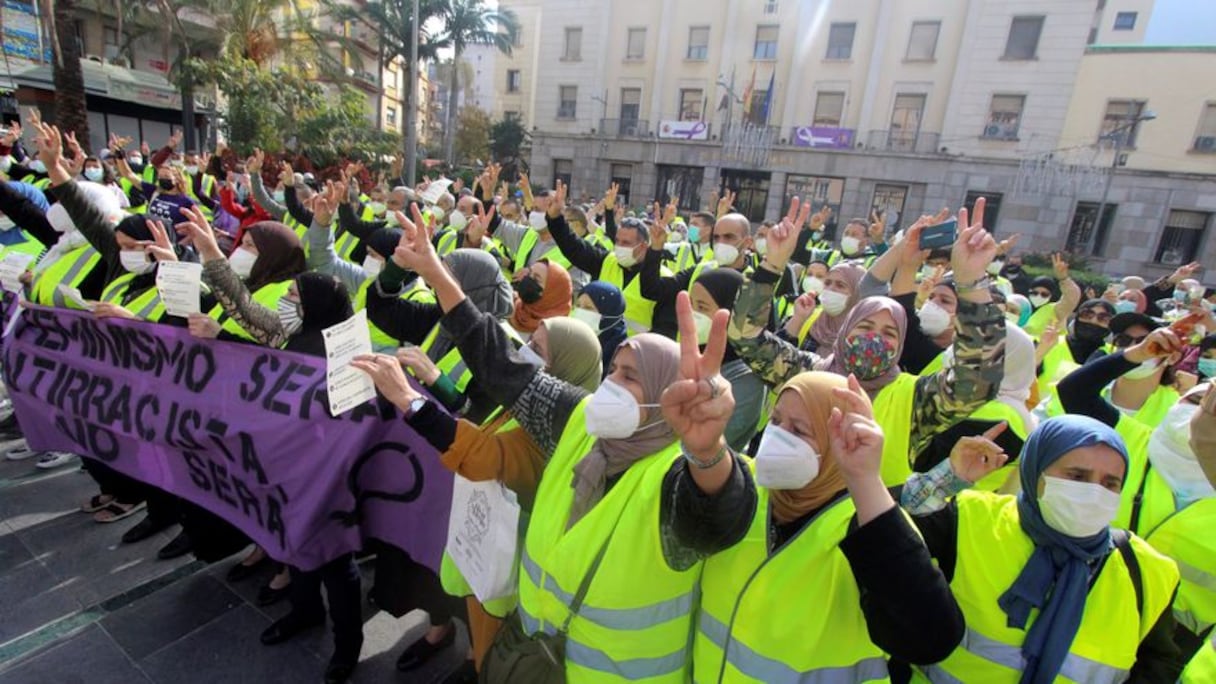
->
[43, 0, 91, 147]
[436, 0, 518, 164]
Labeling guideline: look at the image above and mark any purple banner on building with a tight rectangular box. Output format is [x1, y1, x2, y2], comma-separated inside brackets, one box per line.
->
[2, 305, 453, 573]
[791, 126, 855, 149]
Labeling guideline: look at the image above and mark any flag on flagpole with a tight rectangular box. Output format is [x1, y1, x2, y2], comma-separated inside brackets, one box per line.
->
[759, 71, 775, 124]
[741, 65, 756, 120]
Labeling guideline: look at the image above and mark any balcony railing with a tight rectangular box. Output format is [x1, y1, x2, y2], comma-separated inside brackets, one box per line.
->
[599, 119, 651, 137]
[864, 130, 942, 154]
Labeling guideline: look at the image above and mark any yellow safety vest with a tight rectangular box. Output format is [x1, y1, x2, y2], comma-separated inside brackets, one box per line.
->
[1143, 497, 1216, 637]
[1111, 417, 1175, 536]
[0, 231, 46, 260]
[417, 318, 521, 393]
[512, 229, 572, 275]
[795, 308, 824, 347]
[1182, 631, 1216, 683]
[1043, 383, 1178, 430]
[599, 253, 666, 336]
[967, 400, 1032, 492]
[185, 174, 216, 220]
[918, 491, 1179, 684]
[99, 272, 165, 320]
[675, 242, 712, 273]
[1023, 302, 1057, 338]
[918, 351, 946, 377]
[1037, 343, 1081, 404]
[354, 277, 436, 351]
[695, 482, 889, 683]
[207, 280, 294, 343]
[29, 244, 101, 309]
[519, 399, 697, 682]
[872, 372, 918, 486]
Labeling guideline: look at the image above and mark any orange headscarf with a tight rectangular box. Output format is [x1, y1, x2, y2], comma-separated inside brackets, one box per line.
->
[510, 259, 573, 333]
[768, 372, 852, 524]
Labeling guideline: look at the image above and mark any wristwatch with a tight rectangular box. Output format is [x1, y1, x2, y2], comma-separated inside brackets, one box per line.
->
[404, 396, 429, 419]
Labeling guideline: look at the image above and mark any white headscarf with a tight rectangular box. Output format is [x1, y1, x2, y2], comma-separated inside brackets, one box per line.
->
[1149, 400, 1215, 509]
[36, 181, 123, 274]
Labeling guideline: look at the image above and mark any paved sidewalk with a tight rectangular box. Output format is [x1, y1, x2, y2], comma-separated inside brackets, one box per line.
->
[0, 447, 468, 684]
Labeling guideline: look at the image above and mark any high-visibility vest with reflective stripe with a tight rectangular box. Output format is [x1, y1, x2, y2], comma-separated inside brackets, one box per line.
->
[918, 491, 1179, 684]
[967, 400, 1031, 492]
[354, 277, 436, 351]
[918, 351, 946, 377]
[1036, 342, 1081, 404]
[585, 229, 612, 252]
[334, 229, 361, 263]
[696, 483, 889, 683]
[20, 174, 50, 190]
[687, 258, 719, 292]
[795, 308, 824, 347]
[437, 231, 504, 260]
[100, 272, 165, 320]
[0, 231, 46, 260]
[207, 280, 294, 343]
[599, 253, 666, 336]
[873, 372, 918, 486]
[1144, 497, 1216, 636]
[1042, 383, 1178, 431]
[1111, 416, 1174, 536]
[418, 318, 520, 393]
[1023, 302, 1057, 338]
[824, 250, 876, 269]
[512, 229, 572, 275]
[119, 177, 148, 214]
[1181, 631, 1216, 683]
[675, 242, 712, 273]
[30, 245, 101, 308]
[439, 408, 524, 619]
[519, 398, 696, 682]
[185, 174, 216, 220]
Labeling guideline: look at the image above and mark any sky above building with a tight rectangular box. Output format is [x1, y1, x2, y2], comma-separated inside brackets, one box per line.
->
[1144, 0, 1216, 45]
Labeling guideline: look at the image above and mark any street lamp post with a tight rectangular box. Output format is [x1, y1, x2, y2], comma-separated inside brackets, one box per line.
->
[1084, 104, 1155, 256]
[404, 0, 420, 186]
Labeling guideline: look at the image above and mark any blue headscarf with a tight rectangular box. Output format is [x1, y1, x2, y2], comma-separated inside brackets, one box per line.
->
[580, 280, 628, 375]
[998, 415, 1129, 684]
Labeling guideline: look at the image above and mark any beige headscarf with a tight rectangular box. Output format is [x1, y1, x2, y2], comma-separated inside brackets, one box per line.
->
[768, 372, 852, 524]
[541, 317, 602, 393]
[568, 333, 680, 527]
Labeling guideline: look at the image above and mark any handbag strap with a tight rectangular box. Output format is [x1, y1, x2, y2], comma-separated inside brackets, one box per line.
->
[559, 536, 613, 633]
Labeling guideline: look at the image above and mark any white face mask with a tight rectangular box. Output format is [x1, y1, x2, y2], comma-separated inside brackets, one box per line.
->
[713, 242, 740, 266]
[802, 276, 825, 295]
[819, 289, 849, 316]
[28, 159, 47, 174]
[754, 424, 821, 490]
[614, 244, 640, 268]
[127, 155, 143, 167]
[840, 236, 862, 256]
[518, 342, 545, 368]
[0, 155, 12, 172]
[584, 378, 658, 439]
[430, 206, 447, 223]
[1148, 402, 1214, 508]
[228, 247, 258, 279]
[272, 190, 286, 203]
[917, 299, 953, 337]
[571, 307, 602, 330]
[528, 210, 547, 230]
[368, 201, 387, 216]
[120, 249, 154, 274]
[987, 260, 1005, 276]
[385, 212, 401, 228]
[1038, 476, 1121, 538]
[1122, 357, 1161, 381]
[362, 255, 384, 279]
[1028, 294, 1050, 309]
[692, 311, 713, 345]
[753, 238, 768, 256]
[449, 209, 468, 230]
[84, 167, 104, 182]
[667, 230, 685, 244]
[184, 165, 199, 176]
[277, 296, 303, 337]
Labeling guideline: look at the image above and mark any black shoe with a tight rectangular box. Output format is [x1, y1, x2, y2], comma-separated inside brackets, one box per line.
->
[156, 532, 192, 560]
[121, 516, 174, 545]
[441, 660, 478, 684]
[257, 582, 291, 606]
[226, 555, 268, 583]
[396, 623, 456, 672]
[324, 660, 357, 684]
[260, 613, 324, 646]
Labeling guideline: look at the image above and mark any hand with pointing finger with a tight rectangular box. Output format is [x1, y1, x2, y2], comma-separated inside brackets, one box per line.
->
[948, 422, 1010, 483]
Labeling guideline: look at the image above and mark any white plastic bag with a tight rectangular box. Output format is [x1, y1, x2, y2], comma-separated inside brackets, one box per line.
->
[445, 475, 521, 603]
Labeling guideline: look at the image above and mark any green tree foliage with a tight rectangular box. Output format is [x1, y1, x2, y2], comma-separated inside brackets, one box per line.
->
[489, 117, 530, 179]
[454, 106, 492, 165]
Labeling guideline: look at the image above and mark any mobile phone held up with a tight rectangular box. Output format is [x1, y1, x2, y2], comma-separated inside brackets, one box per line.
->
[919, 218, 958, 251]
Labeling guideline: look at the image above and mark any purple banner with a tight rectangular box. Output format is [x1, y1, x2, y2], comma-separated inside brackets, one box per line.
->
[2, 305, 453, 573]
[791, 126, 855, 149]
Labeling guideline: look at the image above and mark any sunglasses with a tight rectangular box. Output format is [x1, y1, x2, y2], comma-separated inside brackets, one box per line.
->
[1112, 333, 1148, 348]
[1077, 310, 1113, 324]
[1030, 289, 1052, 298]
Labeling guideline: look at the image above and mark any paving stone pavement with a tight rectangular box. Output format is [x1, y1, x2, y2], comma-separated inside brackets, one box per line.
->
[0, 447, 470, 683]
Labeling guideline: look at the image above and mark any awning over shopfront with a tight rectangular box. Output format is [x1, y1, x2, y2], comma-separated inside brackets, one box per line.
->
[9, 59, 182, 110]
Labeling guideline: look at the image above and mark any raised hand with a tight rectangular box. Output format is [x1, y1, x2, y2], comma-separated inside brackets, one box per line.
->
[167, 127, 183, 150]
[32, 121, 63, 169]
[145, 220, 178, 262]
[390, 204, 444, 277]
[661, 291, 734, 461]
[949, 422, 1010, 483]
[1169, 261, 1203, 284]
[716, 189, 736, 219]
[762, 196, 809, 271]
[868, 209, 886, 244]
[312, 191, 335, 228]
[546, 178, 567, 219]
[518, 171, 534, 210]
[1127, 327, 1185, 364]
[247, 148, 264, 173]
[278, 160, 294, 185]
[996, 233, 1021, 256]
[648, 215, 668, 251]
[604, 182, 620, 210]
[828, 374, 884, 483]
[784, 292, 818, 338]
[1051, 252, 1070, 281]
[176, 205, 222, 261]
[950, 197, 996, 287]
[350, 353, 424, 410]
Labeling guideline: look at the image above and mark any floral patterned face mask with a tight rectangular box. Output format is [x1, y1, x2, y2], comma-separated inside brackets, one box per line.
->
[841, 331, 897, 380]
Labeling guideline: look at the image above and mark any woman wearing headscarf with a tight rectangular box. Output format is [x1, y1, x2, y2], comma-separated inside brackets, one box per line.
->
[908, 415, 1181, 683]
[1006, 293, 1033, 328]
[369, 214, 699, 681]
[356, 316, 602, 680]
[781, 262, 865, 353]
[1036, 298, 1117, 402]
[1022, 256, 1082, 339]
[730, 201, 1006, 485]
[509, 258, 573, 336]
[574, 280, 629, 375]
[661, 370, 974, 682]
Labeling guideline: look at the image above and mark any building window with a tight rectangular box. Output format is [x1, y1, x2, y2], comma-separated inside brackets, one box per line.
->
[386, 106, 397, 127]
[687, 26, 709, 60]
[504, 110, 522, 122]
[983, 94, 1025, 140]
[889, 93, 925, 150]
[785, 175, 845, 239]
[626, 28, 646, 59]
[610, 163, 633, 206]
[619, 88, 641, 124]
[558, 86, 578, 119]
[1155, 210, 1209, 265]
[1066, 202, 1117, 255]
[563, 27, 582, 60]
[1192, 103, 1216, 152]
[963, 191, 1002, 234]
[826, 22, 856, 60]
[754, 25, 779, 60]
[679, 89, 703, 121]
[506, 69, 521, 93]
[1003, 16, 1044, 60]
[1113, 11, 1137, 30]
[906, 21, 940, 60]
[872, 184, 909, 232]
[813, 91, 845, 126]
[513, 26, 523, 48]
[553, 159, 574, 191]
[1100, 100, 1147, 147]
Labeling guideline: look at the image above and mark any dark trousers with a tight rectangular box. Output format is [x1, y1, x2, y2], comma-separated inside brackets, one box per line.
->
[289, 554, 364, 661]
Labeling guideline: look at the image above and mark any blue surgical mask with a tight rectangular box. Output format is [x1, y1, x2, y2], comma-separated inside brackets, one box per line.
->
[1114, 300, 1137, 314]
[1199, 357, 1216, 379]
[687, 225, 701, 243]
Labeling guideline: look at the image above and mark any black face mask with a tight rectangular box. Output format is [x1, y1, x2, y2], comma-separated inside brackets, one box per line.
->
[1072, 320, 1108, 342]
[513, 277, 544, 304]
[157, 178, 176, 192]
[1003, 264, 1021, 275]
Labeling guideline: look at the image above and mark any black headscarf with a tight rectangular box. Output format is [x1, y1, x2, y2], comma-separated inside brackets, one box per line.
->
[284, 272, 354, 356]
[1067, 298, 1115, 362]
[114, 215, 164, 299]
[1030, 276, 1060, 303]
[245, 221, 307, 293]
[693, 267, 743, 363]
[365, 228, 402, 260]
